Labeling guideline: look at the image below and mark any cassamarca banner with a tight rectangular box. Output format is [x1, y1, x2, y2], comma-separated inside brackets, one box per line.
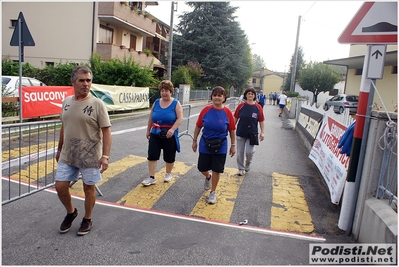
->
[21, 84, 149, 118]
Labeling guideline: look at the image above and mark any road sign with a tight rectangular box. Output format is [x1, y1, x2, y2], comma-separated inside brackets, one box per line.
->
[338, 2, 397, 44]
[366, 45, 386, 79]
[10, 12, 35, 46]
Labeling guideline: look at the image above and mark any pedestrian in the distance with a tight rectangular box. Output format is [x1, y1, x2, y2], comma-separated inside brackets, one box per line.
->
[55, 65, 112, 236]
[272, 92, 277, 105]
[192, 86, 236, 204]
[142, 80, 183, 186]
[257, 90, 266, 109]
[278, 91, 288, 117]
[234, 87, 265, 176]
[269, 91, 274, 105]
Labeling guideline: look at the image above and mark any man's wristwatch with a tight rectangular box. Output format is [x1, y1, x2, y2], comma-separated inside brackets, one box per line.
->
[102, 155, 110, 160]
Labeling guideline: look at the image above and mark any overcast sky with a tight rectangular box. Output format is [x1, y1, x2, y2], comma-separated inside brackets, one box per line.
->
[146, 1, 364, 72]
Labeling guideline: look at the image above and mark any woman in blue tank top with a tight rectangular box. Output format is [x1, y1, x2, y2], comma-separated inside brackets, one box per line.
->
[141, 80, 183, 186]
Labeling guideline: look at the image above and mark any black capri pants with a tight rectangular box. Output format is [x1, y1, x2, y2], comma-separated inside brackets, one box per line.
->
[197, 152, 227, 174]
[147, 133, 177, 163]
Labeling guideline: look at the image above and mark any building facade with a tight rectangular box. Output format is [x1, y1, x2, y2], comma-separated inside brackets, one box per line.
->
[248, 68, 285, 95]
[325, 45, 397, 112]
[2, 1, 169, 78]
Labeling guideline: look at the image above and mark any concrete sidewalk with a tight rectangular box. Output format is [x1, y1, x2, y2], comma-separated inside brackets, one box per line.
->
[2, 99, 354, 265]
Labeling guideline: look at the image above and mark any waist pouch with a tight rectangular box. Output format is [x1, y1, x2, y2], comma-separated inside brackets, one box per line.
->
[203, 137, 225, 153]
[159, 128, 169, 139]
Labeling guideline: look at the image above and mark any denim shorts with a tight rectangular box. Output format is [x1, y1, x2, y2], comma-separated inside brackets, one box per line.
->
[56, 161, 101, 185]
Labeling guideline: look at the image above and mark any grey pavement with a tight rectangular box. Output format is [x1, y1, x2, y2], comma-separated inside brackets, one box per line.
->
[2, 99, 354, 265]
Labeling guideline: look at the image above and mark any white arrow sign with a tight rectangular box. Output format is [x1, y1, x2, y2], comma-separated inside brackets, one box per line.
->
[366, 45, 386, 79]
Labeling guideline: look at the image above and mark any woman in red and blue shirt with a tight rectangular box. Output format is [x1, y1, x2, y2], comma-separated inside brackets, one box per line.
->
[192, 86, 236, 204]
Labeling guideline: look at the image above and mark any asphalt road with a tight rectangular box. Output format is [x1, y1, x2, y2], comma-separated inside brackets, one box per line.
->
[2, 100, 355, 265]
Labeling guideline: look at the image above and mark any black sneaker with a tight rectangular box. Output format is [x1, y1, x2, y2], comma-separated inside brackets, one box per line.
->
[59, 208, 78, 233]
[77, 218, 93, 236]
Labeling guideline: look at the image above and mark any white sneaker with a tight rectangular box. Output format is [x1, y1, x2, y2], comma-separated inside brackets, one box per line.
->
[237, 170, 244, 176]
[164, 173, 172, 182]
[142, 177, 156, 186]
[208, 191, 216, 204]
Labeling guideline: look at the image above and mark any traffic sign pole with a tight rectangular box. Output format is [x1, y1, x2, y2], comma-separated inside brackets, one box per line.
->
[339, 45, 376, 233]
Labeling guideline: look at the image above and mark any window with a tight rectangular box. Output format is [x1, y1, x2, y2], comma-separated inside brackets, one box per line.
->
[392, 66, 397, 74]
[10, 19, 17, 28]
[45, 62, 54, 67]
[252, 78, 256, 83]
[355, 69, 363, 75]
[99, 25, 113, 44]
[130, 34, 137, 50]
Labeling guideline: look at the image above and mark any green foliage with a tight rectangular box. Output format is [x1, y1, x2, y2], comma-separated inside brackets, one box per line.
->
[2, 54, 159, 87]
[1, 85, 19, 116]
[89, 54, 159, 87]
[172, 2, 252, 90]
[298, 61, 341, 105]
[285, 91, 300, 98]
[252, 54, 266, 71]
[283, 46, 305, 92]
[171, 65, 192, 87]
[185, 61, 204, 89]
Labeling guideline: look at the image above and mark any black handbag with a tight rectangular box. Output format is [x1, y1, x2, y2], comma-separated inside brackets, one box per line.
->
[249, 131, 259, 146]
[203, 137, 224, 153]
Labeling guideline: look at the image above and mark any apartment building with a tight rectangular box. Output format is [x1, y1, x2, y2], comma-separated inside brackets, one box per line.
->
[248, 68, 285, 95]
[2, 1, 169, 78]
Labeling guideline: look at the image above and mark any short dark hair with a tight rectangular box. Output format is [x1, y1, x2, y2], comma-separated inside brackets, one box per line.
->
[243, 87, 256, 100]
[210, 86, 227, 103]
[71, 66, 92, 83]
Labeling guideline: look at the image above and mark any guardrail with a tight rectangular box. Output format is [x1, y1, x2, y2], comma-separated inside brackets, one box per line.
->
[2, 120, 60, 205]
[2, 104, 196, 205]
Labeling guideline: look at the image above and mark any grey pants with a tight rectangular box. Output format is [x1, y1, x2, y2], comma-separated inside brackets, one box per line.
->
[236, 136, 256, 171]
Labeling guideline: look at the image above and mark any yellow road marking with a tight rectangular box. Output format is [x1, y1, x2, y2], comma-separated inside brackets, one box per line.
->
[116, 161, 194, 208]
[69, 155, 148, 196]
[190, 167, 244, 222]
[11, 159, 57, 184]
[271, 172, 314, 233]
[2, 142, 58, 161]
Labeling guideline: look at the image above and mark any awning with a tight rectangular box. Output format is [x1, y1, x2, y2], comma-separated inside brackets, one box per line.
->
[324, 50, 397, 69]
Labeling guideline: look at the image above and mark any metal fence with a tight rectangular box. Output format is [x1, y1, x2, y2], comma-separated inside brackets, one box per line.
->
[376, 120, 398, 208]
[2, 105, 195, 205]
[178, 104, 193, 139]
[2, 120, 60, 205]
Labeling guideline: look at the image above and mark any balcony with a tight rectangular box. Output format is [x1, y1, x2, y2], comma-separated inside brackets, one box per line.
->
[98, 2, 156, 37]
[96, 43, 161, 68]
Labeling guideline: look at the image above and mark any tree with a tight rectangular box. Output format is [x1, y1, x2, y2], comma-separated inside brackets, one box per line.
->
[297, 61, 341, 105]
[252, 54, 266, 71]
[283, 46, 305, 92]
[172, 2, 252, 92]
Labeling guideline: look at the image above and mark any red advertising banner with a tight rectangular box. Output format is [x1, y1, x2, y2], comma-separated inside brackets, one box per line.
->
[21, 86, 74, 118]
[308, 116, 350, 205]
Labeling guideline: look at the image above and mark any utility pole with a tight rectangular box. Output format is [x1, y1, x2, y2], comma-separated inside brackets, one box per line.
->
[167, 2, 175, 81]
[289, 15, 301, 92]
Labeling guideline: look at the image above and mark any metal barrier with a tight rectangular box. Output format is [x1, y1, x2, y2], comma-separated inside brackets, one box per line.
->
[178, 104, 193, 139]
[228, 97, 238, 111]
[2, 104, 194, 205]
[376, 122, 398, 206]
[2, 120, 60, 205]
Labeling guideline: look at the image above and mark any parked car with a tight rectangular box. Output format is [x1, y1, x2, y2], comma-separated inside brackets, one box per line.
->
[324, 94, 359, 114]
[2, 76, 46, 96]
